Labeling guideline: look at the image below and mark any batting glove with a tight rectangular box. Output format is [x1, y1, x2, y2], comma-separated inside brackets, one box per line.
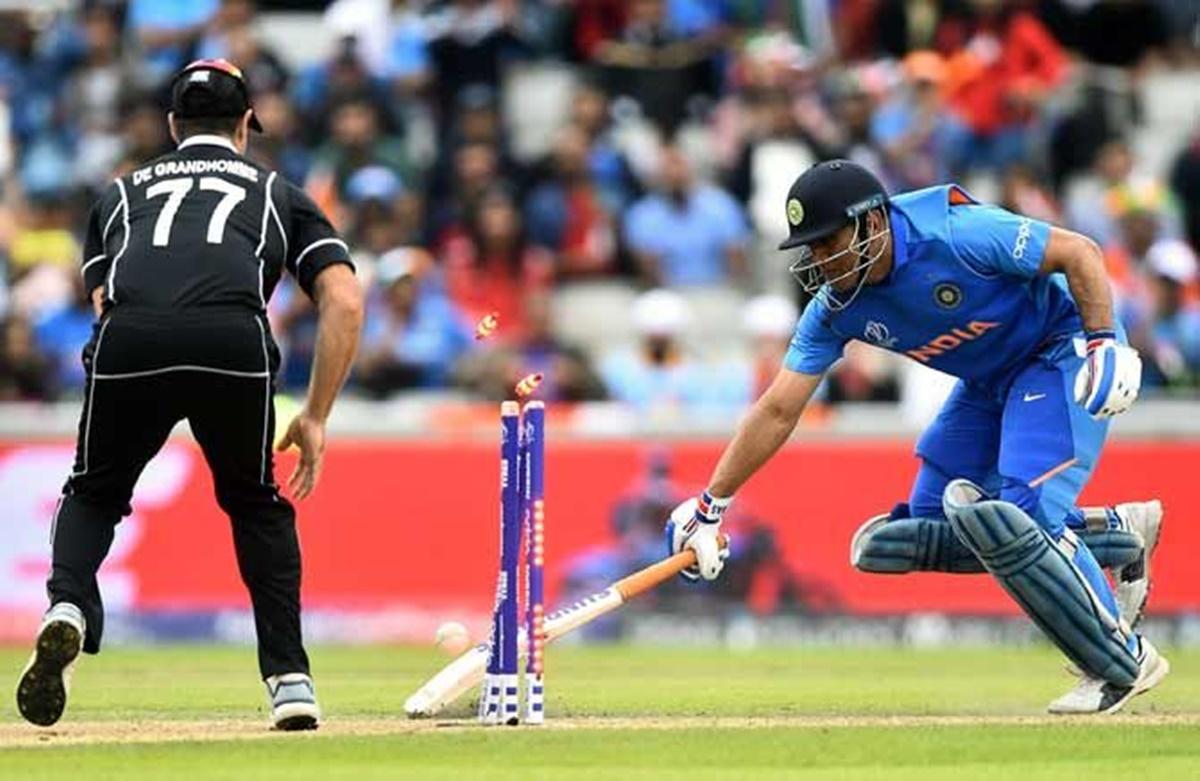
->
[1075, 329, 1142, 420]
[665, 492, 731, 582]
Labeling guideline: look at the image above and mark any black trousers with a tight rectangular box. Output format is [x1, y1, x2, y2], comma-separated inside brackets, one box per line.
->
[49, 308, 308, 679]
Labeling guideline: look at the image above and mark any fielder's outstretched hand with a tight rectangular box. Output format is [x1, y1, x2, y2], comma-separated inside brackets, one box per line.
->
[665, 493, 731, 581]
[1076, 330, 1142, 420]
[277, 412, 326, 500]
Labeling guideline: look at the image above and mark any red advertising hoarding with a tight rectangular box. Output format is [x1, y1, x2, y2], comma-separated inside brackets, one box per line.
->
[1, 437, 1196, 637]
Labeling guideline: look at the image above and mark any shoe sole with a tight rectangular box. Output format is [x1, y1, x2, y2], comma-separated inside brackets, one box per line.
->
[16, 620, 82, 727]
[1103, 651, 1170, 715]
[273, 701, 320, 731]
[1118, 501, 1163, 629]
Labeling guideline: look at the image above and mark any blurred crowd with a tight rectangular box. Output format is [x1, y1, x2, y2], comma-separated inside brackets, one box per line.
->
[1, 0, 1200, 413]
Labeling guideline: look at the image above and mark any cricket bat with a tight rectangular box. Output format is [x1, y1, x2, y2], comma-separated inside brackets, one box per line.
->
[403, 542, 721, 718]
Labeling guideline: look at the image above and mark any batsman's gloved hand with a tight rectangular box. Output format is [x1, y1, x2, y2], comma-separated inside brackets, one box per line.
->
[665, 492, 731, 582]
[1075, 330, 1142, 420]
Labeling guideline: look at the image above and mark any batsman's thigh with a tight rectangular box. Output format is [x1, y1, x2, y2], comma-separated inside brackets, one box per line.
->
[909, 382, 1003, 516]
[999, 349, 1109, 528]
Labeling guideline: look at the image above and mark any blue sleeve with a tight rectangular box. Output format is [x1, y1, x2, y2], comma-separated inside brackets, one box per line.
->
[947, 204, 1051, 278]
[623, 201, 660, 255]
[783, 299, 847, 375]
[712, 190, 750, 247]
[870, 103, 907, 146]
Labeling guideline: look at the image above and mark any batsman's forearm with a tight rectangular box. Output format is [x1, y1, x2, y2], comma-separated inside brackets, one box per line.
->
[707, 399, 801, 498]
[1058, 236, 1115, 334]
[305, 297, 363, 422]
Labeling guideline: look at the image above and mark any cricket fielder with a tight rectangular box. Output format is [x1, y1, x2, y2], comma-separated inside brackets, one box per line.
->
[667, 160, 1168, 714]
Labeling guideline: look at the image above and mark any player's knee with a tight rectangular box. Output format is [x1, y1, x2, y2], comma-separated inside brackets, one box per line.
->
[851, 505, 983, 574]
[62, 478, 134, 519]
[998, 478, 1040, 519]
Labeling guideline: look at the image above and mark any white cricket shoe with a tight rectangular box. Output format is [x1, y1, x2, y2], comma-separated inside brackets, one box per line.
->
[1047, 637, 1170, 714]
[266, 672, 320, 730]
[16, 602, 86, 727]
[1112, 500, 1163, 629]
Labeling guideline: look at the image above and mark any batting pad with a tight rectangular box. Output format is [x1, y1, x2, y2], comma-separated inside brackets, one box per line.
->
[942, 480, 1139, 686]
[851, 514, 1143, 574]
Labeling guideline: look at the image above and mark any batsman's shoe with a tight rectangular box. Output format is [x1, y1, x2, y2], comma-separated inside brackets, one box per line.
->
[1112, 500, 1163, 630]
[266, 673, 320, 730]
[16, 602, 85, 727]
[1047, 637, 1170, 714]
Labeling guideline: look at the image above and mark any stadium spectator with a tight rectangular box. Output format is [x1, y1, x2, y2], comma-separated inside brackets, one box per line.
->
[1, 0, 1199, 411]
[7, 196, 79, 336]
[938, 0, 1068, 174]
[384, 0, 433, 97]
[825, 69, 889, 186]
[292, 34, 393, 146]
[1170, 126, 1200, 251]
[455, 288, 608, 402]
[247, 91, 312, 185]
[442, 186, 553, 332]
[305, 95, 412, 227]
[999, 163, 1061, 224]
[742, 294, 799, 400]
[602, 288, 749, 410]
[0, 315, 54, 401]
[568, 80, 638, 214]
[822, 339, 903, 405]
[591, 0, 719, 134]
[426, 140, 503, 249]
[358, 247, 473, 396]
[32, 275, 92, 395]
[1102, 180, 1187, 331]
[344, 165, 420, 261]
[1074, 0, 1170, 71]
[114, 93, 172, 174]
[1065, 137, 1147, 248]
[62, 4, 130, 190]
[525, 124, 618, 278]
[1129, 240, 1200, 388]
[624, 143, 750, 287]
[425, 0, 532, 130]
[127, 0, 219, 85]
[871, 50, 961, 190]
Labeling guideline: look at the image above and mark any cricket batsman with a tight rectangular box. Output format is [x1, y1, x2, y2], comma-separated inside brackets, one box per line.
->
[666, 160, 1169, 714]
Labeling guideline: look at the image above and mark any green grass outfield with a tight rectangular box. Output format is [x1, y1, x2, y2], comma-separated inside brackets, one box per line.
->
[0, 645, 1197, 779]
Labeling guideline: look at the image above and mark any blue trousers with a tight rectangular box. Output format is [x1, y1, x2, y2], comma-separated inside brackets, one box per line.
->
[908, 336, 1127, 628]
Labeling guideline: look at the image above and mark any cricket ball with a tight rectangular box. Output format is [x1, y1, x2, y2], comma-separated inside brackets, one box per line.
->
[434, 621, 470, 656]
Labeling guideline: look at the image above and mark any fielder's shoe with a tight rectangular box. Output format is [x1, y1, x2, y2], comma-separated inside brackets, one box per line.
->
[266, 673, 320, 730]
[1047, 636, 1170, 714]
[16, 602, 85, 727]
[1112, 500, 1163, 630]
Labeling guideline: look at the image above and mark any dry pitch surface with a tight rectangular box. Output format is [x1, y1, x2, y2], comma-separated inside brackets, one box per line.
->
[0, 645, 1197, 779]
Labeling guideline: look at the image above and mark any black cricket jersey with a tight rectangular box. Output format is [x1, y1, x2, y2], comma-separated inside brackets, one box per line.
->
[78, 135, 353, 376]
[82, 134, 351, 313]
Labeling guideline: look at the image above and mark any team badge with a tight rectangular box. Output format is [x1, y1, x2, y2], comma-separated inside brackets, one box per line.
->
[934, 283, 963, 309]
[786, 198, 804, 226]
[864, 320, 898, 348]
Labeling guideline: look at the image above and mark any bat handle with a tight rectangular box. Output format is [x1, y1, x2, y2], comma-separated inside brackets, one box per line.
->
[613, 534, 729, 601]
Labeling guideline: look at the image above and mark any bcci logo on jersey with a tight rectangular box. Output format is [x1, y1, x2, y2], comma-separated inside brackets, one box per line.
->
[864, 320, 899, 348]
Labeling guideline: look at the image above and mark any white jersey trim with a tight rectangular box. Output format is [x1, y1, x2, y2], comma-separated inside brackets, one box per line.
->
[105, 179, 130, 304]
[81, 253, 107, 276]
[293, 238, 349, 270]
[255, 171, 277, 308]
[93, 365, 270, 380]
[71, 318, 112, 478]
[255, 316, 272, 486]
[178, 135, 239, 153]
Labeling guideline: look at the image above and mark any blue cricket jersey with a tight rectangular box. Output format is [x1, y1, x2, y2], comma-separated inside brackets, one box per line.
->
[785, 185, 1081, 393]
